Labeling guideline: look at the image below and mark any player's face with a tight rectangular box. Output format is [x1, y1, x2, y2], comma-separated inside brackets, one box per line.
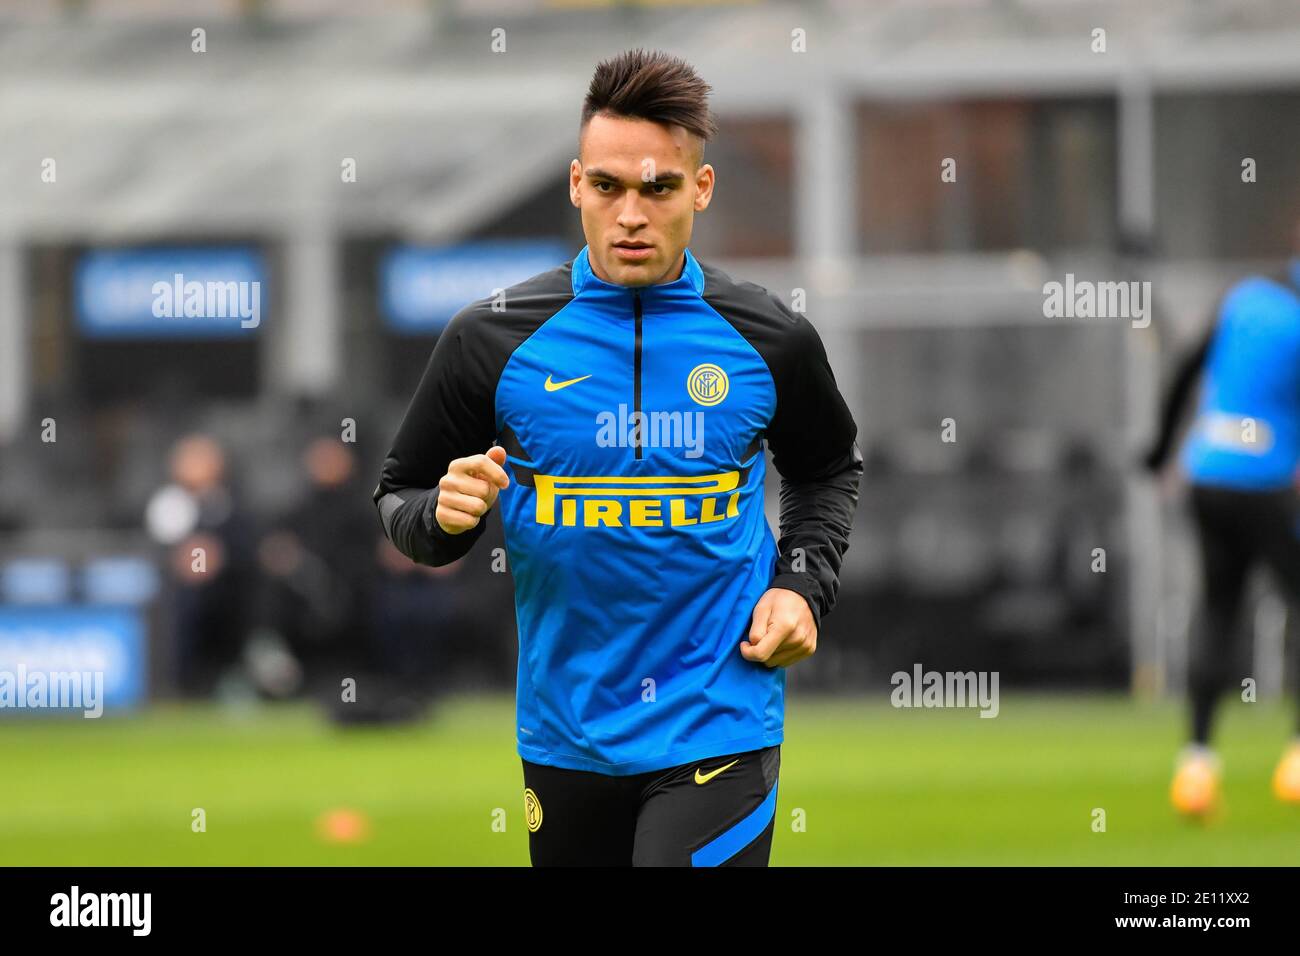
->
[571, 113, 714, 287]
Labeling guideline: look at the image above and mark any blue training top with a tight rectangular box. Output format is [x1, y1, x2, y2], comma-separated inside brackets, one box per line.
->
[374, 246, 862, 774]
[1181, 260, 1300, 491]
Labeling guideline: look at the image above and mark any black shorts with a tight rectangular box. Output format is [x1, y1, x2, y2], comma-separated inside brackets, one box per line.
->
[521, 745, 780, 867]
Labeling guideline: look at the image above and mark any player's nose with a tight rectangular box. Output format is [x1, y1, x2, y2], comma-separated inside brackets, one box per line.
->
[616, 192, 649, 227]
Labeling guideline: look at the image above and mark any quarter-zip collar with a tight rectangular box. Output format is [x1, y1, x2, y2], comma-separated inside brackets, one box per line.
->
[570, 244, 705, 308]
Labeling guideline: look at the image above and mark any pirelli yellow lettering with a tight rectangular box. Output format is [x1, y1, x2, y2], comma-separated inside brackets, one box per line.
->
[533, 471, 742, 527]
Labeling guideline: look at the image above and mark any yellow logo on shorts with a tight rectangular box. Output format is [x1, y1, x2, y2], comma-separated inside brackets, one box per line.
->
[687, 363, 729, 406]
[524, 788, 543, 832]
[694, 758, 740, 785]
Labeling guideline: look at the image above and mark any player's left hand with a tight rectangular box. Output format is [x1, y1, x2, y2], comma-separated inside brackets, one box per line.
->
[740, 588, 817, 668]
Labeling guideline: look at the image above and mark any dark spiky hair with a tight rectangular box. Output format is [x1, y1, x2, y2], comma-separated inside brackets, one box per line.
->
[580, 49, 718, 163]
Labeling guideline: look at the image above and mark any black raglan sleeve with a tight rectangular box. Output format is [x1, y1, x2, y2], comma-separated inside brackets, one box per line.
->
[1143, 320, 1216, 472]
[372, 302, 501, 567]
[763, 302, 863, 629]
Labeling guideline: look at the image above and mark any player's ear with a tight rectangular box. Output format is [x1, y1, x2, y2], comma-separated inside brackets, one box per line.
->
[694, 163, 715, 212]
[569, 159, 582, 208]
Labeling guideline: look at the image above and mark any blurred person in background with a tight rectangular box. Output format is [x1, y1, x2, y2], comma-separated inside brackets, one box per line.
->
[144, 433, 258, 698]
[257, 435, 378, 704]
[1145, 226, 1300, 818]
[365, 538, 471, 720]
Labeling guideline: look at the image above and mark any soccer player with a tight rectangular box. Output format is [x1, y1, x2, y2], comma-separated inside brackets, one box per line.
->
[372, 49, 862, 865]
[1145, 241, 1300, 818]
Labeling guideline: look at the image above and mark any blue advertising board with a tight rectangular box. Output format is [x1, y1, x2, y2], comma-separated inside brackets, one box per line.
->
[380, 240, 570, 334]
[0, 606, 147, 715]
[76, 247, 267, 338]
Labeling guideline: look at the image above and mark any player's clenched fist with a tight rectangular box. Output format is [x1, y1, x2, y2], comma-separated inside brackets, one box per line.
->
[434, 446, 510, 535]
[740, 588, 817, 668]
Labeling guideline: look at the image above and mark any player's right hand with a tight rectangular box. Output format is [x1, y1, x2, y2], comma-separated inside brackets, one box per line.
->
[434, 445, 510, 535]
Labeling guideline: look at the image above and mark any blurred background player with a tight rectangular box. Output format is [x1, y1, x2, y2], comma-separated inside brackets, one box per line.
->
[144, 433, 258, 697]
[1145, 225, 1300, 817]
[256, 435, 375, 702]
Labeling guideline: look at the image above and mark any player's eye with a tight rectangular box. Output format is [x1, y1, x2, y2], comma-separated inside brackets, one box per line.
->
[594, 181, 616, 193]
[650, 183, 673, 195]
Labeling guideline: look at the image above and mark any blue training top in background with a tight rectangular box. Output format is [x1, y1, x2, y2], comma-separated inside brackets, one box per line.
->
[1181, 260, 1300, 491]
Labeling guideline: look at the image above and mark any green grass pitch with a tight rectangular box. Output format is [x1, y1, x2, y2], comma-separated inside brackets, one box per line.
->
[2, 694, 1298, 865]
